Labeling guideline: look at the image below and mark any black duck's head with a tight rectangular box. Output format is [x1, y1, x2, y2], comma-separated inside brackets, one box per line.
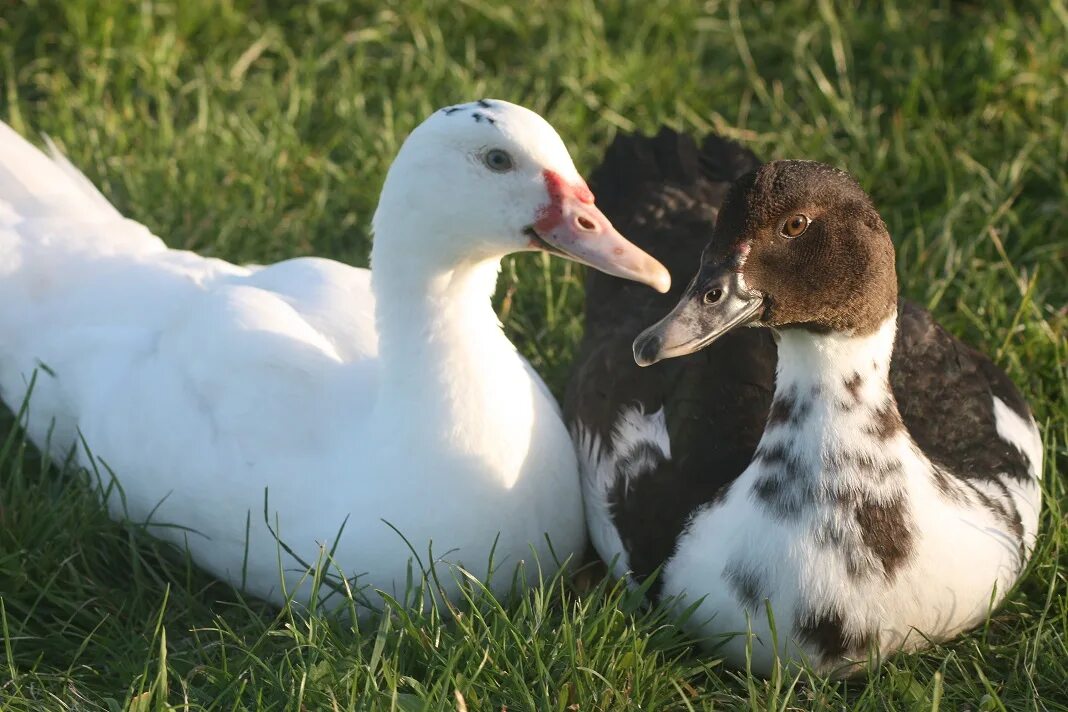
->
[633, 160, 898, 366]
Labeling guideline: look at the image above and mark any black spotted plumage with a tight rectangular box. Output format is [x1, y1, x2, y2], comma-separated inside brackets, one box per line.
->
[565, 129, 1037, 599]
[794, 608, 876, 667]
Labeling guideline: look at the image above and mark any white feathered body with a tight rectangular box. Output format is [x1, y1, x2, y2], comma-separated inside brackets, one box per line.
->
[0, 122, 585, 610]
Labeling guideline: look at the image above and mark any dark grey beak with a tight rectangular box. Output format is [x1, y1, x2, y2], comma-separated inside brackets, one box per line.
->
[633, 265, 764, 367]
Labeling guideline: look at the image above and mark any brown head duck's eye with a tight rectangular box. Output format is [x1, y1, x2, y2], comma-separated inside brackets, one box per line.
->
[781, 214, 809, 238]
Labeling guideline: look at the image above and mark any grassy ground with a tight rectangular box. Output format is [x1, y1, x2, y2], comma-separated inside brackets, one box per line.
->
[1, 0, 1066, 709]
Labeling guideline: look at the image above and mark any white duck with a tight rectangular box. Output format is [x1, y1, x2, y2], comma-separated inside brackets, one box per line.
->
[0, 100, 670, 612]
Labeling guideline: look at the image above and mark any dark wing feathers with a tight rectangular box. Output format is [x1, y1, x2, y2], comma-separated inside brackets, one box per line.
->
[892, 301, 1035, 484]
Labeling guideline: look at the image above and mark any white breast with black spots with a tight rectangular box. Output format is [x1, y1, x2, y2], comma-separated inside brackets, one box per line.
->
[660, 317, 1037, 677]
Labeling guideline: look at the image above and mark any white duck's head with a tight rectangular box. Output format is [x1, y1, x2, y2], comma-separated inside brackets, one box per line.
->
[372, 99, 670, 293]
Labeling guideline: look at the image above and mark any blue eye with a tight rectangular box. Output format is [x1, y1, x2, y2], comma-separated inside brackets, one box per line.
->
[483, 149, 514, 172]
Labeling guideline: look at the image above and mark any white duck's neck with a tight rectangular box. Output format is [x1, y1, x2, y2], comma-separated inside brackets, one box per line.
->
[754, 314, 908, 497]
[369, 234, 537, 460]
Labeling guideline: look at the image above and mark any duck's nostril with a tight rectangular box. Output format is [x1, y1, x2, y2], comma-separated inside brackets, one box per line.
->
[576, 216, 596, 231]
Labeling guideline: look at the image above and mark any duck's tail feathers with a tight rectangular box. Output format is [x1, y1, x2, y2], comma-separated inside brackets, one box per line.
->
[582, 129, 760, 316]
[0, 121, 162, 257]
[0, 122, 123, 221]
[589, 128, 761, 246]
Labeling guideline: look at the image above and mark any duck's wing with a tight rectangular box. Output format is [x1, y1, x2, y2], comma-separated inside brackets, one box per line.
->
[891, 300, 1043, 545]
[565, 129, 776, 591]
[0, 123, 378, 495]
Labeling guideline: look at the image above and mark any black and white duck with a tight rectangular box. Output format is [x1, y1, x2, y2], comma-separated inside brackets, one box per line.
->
[566, 130, 1043, 676]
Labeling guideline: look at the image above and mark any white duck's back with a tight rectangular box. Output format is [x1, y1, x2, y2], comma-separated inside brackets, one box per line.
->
[0, 125, 388, 598]
[0, 102, 639, 611]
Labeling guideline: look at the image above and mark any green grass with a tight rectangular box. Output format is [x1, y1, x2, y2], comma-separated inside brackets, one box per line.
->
[1, 0, 1066, 708]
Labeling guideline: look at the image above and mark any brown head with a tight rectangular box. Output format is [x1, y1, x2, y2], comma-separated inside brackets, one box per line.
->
[633, 160, 898, 365]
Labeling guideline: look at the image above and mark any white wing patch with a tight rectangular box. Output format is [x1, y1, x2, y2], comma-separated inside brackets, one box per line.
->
[991, 395, 1044, 552]
[611, 406, 672, 461]
[992, 396, 1043, 480]
[573, 405, 670, 583]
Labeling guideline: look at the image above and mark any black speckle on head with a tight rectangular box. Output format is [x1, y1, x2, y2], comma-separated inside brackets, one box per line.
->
[476, 98, 493, 108]
[867, 400, 904, 440]
[855, 494, 913, 580]
[442, 105, 463, 115]
[471, 111, 496, 125]
[795, 608, 875, 665]
[724, 562, 765, 610]
[703, 160, 898, 335]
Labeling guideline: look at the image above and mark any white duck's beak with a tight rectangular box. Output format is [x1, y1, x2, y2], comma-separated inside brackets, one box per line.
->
[526, 170, 671, 294]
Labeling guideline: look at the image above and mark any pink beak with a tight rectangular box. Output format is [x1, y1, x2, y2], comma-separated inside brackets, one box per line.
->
[527, 170, 671, 293]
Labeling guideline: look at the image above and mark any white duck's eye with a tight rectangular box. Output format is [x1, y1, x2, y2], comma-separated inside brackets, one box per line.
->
[483, 149, 514, 173]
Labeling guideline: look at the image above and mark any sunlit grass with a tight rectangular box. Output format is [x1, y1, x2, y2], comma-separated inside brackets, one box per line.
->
[0, 0, 1065, 708]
